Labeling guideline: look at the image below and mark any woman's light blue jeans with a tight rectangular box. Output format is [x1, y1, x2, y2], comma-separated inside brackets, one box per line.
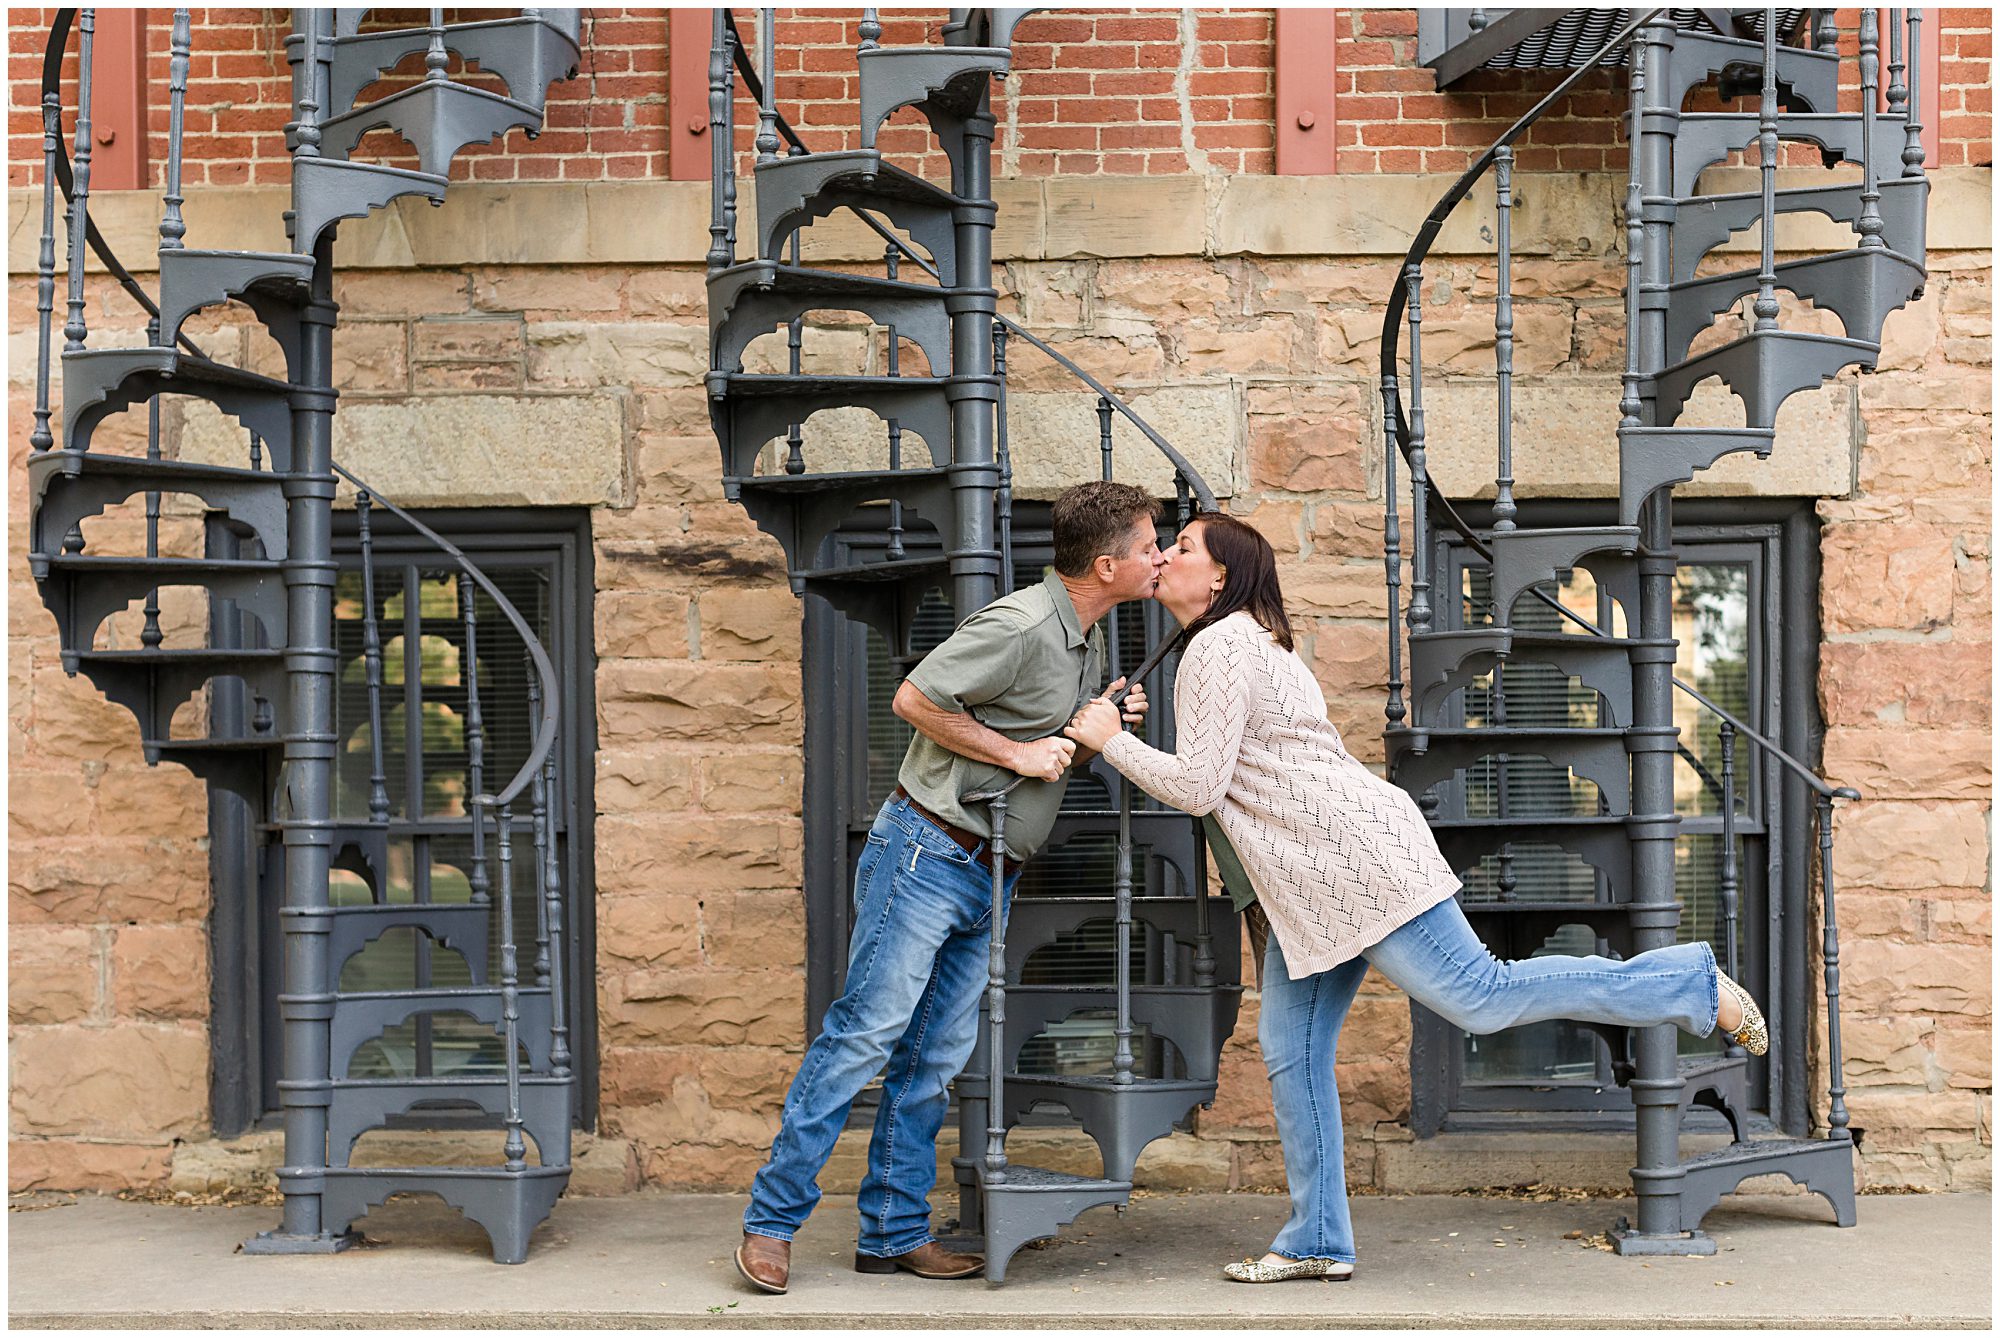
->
[744, 794, 1016, 1258]
[1258, 895, 1720, 1264]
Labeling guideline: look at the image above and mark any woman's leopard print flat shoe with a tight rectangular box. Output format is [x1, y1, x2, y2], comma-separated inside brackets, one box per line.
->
[1222, 1255, 1355, 1283]
[1717, 970, 1769, 1055]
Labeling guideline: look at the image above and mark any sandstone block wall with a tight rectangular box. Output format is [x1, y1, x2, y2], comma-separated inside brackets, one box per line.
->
[6, 8, 1990, 1197]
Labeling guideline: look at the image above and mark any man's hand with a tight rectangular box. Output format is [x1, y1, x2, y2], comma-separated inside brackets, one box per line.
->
[1011, 735, 1077, 782]
[1113, 676, 1148, 726]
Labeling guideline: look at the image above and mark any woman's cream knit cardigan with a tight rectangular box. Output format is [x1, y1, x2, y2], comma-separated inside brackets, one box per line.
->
[1101, 611, 1461, 977]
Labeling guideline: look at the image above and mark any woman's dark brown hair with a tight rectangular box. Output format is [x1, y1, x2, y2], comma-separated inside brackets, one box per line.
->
[1176, 510, 1294, 652]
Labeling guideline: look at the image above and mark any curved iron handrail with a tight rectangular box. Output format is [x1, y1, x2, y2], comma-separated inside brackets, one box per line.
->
[1375, 8, 1858, 804]
[993, 315, 1219, 511]
[1378, 7, 1659, 552]
[44, 10, 211, 359]
[329, 461, 561, 810]
[721, 10, 943, 282]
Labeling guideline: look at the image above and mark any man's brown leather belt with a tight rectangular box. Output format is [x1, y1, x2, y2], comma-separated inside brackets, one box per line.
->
[892, 785, 1024, 875]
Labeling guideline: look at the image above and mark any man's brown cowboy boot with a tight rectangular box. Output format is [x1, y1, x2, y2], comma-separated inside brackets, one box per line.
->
[853, 1240, 984, 1279]
[735, 1233, 791, 1294]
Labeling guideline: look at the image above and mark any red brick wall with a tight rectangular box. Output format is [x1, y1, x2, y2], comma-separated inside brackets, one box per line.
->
[8, 8, 1992, 189]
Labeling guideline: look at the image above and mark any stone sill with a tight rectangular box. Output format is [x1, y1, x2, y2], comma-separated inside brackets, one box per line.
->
[10, 167, 1988, 275]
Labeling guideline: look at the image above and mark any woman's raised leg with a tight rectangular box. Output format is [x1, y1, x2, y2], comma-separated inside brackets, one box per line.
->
[1364, 897, 1720, 1038]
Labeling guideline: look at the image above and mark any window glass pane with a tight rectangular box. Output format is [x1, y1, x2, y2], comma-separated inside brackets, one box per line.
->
[1672, 564, 1751, 817]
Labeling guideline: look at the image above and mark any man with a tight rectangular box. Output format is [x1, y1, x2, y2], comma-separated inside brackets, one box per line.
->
[736, 480, 1167, 1293]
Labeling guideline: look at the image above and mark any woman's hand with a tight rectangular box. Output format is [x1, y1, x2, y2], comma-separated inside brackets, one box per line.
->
[1064, 697, 1124, 752]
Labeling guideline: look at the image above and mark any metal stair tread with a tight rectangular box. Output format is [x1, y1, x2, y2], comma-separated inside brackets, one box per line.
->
[1002, 983, 1242, 996]
[1679, 1136, 1849, 1171]
[1677, 1052, 1750, 1080]
[1486, 524, 1640, 543]
[144, 736, 283, 752]
[335, 984, 548, 1003]
[716, 372, 951, 393]
[320, 76, 543, 131]
[1676, 173, 1929, 213]
[710, 259, 954, 301]
[1459, 897, 1640, 914]
[801, 555, 955, 584]
[161, 247, 316, 294]
[314, 1163, 569, 1178]
[330, 1074, 571, 1089]
[1669, 247, 1925, 300]
[1389, 725, 1628, 739]
[1002, 1073, 1215, 1092]
[331, 11, 580, 44]
[1651, 327, 1881, 383]
[731, 466, 955, 495]
[1427, 814, 1629, 830]
[1435, 630, 1645, 650]
[27, 449, 287, 487]
[42, 554, 282, 575]
[753, 147, 965, 207]
[293, 155, 450, 187]
[72, 647, 286, 664]
[62, 347, 296, 395]
[978, 1164, 1132, 1192]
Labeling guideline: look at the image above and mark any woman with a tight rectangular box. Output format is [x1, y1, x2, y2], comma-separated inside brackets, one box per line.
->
[1064, 512, 1765, 1283]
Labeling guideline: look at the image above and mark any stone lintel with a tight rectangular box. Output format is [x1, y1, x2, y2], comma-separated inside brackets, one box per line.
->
[15, 168, 1986, 274]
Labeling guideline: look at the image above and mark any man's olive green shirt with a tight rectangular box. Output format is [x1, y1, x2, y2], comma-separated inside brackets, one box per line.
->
[899, 569, 1106, 861]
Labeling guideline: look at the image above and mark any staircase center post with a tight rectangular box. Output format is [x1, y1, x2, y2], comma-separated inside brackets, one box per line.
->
[262, 223, 347, 1249]
[252, 7, 348, 1251]
[1614, 15, 1697, 1254]
[944, 95, 1001, 618]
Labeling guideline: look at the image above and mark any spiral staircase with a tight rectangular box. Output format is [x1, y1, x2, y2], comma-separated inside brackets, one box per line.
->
[1389, 8, 1926, 1252]
[26, 8, 585, 1262]
[704, 8, 1246, 1282]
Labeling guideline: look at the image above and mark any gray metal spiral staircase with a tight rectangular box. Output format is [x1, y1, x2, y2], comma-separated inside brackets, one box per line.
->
[1389, 8, 1927, 1253]
[703, 8, 1242, 1282]
[27, 7, 584, 1262]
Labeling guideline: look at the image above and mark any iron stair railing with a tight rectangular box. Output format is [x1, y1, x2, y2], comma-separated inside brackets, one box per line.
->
[1379, 7, 1924, 1251]
[28, 6, 583, 1264]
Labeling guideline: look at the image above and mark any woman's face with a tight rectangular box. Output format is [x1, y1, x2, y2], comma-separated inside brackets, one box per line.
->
[1156, 519, 1225, 622]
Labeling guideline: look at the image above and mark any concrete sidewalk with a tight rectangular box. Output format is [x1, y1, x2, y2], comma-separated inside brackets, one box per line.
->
[8, 1188, 1989, 1328]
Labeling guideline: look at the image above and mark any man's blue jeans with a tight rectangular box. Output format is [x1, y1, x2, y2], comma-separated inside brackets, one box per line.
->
[744, 793, 1016, 1258]
[1259, 896, 1721, 1263]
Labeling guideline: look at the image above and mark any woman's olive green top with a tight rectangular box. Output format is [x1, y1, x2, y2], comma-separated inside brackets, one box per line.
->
[1203, 813, 1257, 914]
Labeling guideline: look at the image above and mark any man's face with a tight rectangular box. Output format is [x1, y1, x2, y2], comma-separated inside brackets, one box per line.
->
[1104, 517, 1167, 601]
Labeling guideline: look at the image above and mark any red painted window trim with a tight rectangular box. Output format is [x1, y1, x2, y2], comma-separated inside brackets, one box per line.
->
[89, 9, 150, 190]
[1274, 8, 1338, 175]
[668, 8, 713, 182]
